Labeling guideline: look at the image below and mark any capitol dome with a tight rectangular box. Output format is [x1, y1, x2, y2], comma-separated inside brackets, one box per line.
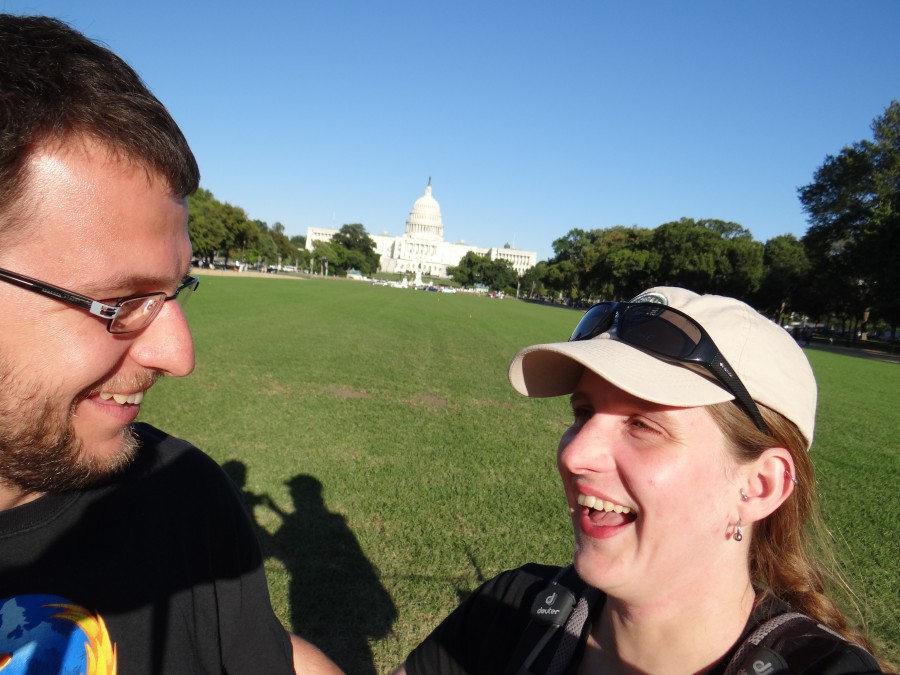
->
[404, 178, 444, 240]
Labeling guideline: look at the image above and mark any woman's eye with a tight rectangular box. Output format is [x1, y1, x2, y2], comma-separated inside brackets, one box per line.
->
[629, 417, 661, 435]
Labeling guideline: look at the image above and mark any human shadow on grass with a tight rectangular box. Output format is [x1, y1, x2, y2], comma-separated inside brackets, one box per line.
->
[224, 462, 397, 675]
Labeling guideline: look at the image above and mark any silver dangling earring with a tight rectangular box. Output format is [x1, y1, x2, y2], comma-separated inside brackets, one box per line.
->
[733, 520, 743, 542]
[740, 489, 749, 501]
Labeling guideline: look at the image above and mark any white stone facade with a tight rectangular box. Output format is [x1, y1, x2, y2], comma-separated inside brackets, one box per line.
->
[306, 181, 537, 278]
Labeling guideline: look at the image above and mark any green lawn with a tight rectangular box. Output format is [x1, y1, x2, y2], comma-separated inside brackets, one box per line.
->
[140, 274, 899, 672]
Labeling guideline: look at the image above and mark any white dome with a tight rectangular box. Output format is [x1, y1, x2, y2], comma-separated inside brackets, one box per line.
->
[413, 185, 441, 215]
[405, 180, 444, 240]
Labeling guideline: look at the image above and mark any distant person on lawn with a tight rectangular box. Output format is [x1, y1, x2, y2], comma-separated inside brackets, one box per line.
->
[395, 287, 888, 674]
[0, 14, 340, 674]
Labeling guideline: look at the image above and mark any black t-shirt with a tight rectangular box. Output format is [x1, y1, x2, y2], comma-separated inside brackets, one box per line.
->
[0, 423, 294, 674]
[405, 563, 882, 675]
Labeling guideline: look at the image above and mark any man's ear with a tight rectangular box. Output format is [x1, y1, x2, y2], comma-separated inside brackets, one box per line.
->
[742, 447, 796, 522]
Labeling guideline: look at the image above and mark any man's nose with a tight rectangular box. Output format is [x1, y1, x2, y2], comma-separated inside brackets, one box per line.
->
[128, 299, 195, 377]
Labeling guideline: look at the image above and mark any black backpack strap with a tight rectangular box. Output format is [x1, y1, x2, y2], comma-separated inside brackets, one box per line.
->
[724, 612, 808, 675]
[724, 612, 883, 675]
[545, 584, 602, 675]
[505, 565, 600, 675]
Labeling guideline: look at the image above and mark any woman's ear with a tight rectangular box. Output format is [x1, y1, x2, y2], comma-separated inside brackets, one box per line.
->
[742, 447, 796, 522]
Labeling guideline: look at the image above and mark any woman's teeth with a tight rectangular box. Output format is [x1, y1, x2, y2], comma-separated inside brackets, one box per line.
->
[577, 493, 633, 514]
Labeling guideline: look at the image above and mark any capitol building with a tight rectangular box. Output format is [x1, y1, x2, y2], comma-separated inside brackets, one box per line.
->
[305, 180, 537, 278]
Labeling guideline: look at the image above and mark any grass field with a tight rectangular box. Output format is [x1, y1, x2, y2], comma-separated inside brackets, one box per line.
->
[140, 274, 898, 673]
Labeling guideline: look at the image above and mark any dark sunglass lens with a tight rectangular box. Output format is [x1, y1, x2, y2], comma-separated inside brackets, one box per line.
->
[570, 302, 618, 341]
[618, 306, 701, 359]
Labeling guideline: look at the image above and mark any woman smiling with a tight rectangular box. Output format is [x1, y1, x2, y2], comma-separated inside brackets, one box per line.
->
[395, 287, 889, 674]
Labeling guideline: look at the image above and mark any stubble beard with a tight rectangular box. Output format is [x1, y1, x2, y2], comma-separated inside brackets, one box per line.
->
[0, 363, 140, 495]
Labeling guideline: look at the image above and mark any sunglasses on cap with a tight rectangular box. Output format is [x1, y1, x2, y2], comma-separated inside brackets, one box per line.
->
[570, 301, 770, 434]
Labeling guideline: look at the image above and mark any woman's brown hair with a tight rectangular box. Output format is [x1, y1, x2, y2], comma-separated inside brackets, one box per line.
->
[708, 400, 894, 672]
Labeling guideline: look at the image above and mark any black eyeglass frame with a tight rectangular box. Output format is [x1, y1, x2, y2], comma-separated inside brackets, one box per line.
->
[0, 266, 199, 334]
[570, 301, 770, 434]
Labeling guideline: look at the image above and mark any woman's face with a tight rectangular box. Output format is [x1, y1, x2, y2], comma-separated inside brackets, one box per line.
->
[558, 370, 745, 603]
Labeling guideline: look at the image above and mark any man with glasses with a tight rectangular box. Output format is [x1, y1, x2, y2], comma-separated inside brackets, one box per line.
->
[0, 14, 340, 674]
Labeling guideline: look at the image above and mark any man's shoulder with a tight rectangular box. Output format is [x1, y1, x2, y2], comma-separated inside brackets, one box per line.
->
[132, 422, 202, 459]
[130, 422, 218, 475]
[127, 423, 236, 504]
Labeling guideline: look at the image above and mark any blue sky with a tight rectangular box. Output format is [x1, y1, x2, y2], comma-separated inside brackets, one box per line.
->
[4, 0, 899, 261]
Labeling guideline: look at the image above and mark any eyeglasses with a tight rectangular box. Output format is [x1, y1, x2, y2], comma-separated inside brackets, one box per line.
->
[0, 266, 199, 334]
[570, 301, 770, 434]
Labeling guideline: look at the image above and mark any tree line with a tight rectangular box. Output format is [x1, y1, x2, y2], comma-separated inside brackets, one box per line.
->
[520, 220, 807, 319]
[188, 190, 379, 276]
[517, 101, 899, 337]
[447, 252, 519, 291]
[188, 188, 299, 269]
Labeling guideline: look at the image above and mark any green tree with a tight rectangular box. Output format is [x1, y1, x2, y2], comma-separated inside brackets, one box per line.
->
[447, 252, 516, 291]
[269, 223, 297, 265]
[717, 231, 765, 299]
[652, 219, 727, 293]
[798, 100, 900, 328]
[219, 203, 258, 265]
[187, 187, 308, 271]
[187, 188, 228, 263]
[331, 223, 380, 276]
[538, 220, 774, 303]
[249, 219, 278, 267]
[648, 218, 763, 300]
[296, 247, 312, 271]
[543, 258, 579, 300]
[587, 226, 659, 299]
[548, 228, 605, 298]
[520, 261, 549, 297]
[447, 251, 486, 287]
[754, 235, 811, 322]
[311, 240, 343, 275]
[868, 101, 900, 325]
[481, 258, 518, 292]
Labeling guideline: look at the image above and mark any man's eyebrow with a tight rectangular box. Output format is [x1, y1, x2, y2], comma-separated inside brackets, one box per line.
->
[80, 271, 189, 296]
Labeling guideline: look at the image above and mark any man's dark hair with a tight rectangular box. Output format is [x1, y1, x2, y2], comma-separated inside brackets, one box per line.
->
[0, 14, 200, 210]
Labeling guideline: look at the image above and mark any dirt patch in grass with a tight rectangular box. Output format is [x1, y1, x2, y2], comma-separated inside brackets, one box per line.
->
[408, 394, 448, 408]
[325, 385, 369, 399]
[266, 376, 290, 396]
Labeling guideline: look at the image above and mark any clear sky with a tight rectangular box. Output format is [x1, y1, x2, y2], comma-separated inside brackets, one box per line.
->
[4, 0, 899, 261]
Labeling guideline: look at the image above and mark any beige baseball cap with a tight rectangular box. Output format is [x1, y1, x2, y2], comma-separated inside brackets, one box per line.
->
[508, 287, 818, 449]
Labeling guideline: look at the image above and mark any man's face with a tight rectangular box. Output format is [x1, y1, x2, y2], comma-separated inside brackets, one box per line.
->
[0, 137, 195, 502]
